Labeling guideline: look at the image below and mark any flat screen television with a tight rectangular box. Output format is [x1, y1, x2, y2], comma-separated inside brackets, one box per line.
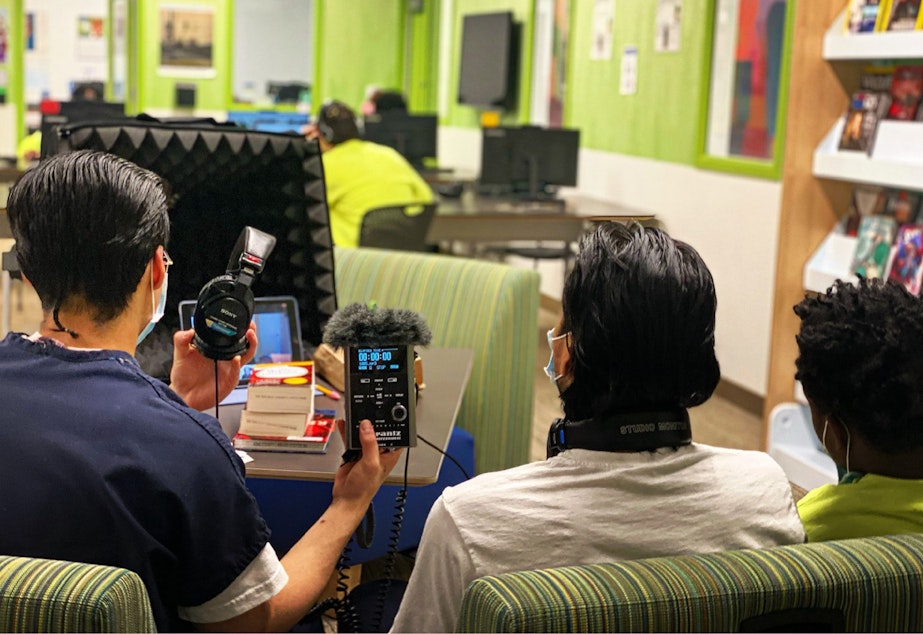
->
[51, 120, 337, 381]
[480, 125, 580, 199]
[363, 113, 437, 168]
[457, 11, 518, 110]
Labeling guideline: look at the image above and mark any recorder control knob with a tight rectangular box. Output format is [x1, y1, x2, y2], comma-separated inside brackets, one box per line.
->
[391, 404, 408, 422]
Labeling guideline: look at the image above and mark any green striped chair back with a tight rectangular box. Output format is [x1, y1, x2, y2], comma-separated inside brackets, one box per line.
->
[334, 247, 540, 474]
[0, 556, 156, 633]
[456, 533, 923, 632]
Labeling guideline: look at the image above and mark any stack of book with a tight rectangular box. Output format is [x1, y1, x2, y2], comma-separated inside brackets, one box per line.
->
[838, 65, 923, 155]
[846, 185, 923, 295]
[234, 361, 335, 453]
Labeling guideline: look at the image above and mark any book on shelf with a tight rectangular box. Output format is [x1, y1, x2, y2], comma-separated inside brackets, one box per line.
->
[886, 65, 923, 120]
[883, 189, 923, 224]
[885, 224, 923, 295]
[859, 66, 896, 93]
[234, 412, 336, 454]
[851, 215, 898, 279]
[844, 0, 887, 33]
[838, 91, 891, 154]
[883, 0, 923, 30]
[845, 185, 888, 236]
[246, 360, 315, 414]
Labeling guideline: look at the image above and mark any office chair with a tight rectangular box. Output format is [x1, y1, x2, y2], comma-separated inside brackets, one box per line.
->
[359, 203, 437, 252]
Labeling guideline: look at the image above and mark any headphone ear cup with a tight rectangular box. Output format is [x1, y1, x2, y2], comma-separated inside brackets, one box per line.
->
[192, 275, 254, 361]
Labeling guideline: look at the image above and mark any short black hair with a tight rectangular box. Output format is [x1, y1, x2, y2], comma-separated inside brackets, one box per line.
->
[317, 100, 359, 145]
[372, 90, 407, 114]
[560, 223, 720, 420]
[794, 278, 923, 453]
[7, 150, 169, 324]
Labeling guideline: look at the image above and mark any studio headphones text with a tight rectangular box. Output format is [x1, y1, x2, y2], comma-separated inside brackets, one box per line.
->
[192, 226, 277, 360]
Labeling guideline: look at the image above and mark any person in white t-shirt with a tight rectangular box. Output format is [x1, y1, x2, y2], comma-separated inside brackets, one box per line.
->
[390, 222, 805, 633]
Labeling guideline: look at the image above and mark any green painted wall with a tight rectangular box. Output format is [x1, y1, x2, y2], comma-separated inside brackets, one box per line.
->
[314, 0, 404, 112]
[407, 0, 440, 113]
[137, 0, 231, 112]
[444, 0, 534, 127]
[567, 0, 710, 165]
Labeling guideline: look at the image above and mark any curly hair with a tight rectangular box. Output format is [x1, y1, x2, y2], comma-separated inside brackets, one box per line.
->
[794, 278, 923, 454]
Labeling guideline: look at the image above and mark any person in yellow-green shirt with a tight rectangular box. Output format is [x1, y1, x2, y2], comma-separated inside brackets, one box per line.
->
[303, 100, 433, 248]
[793, 278, 923, 542]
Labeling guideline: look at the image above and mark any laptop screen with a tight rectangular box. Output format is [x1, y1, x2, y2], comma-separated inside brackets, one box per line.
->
[178, 296, 304, 387]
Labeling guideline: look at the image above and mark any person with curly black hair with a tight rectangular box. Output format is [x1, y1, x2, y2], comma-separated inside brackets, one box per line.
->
[794, 278, 923, 542]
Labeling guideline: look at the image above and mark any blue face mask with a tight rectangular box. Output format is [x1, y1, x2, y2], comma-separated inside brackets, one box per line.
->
[137, 269, 168, 346]
[544, 327, 568, 384]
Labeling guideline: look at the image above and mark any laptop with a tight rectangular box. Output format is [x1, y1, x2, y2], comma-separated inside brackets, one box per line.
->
[178, 296, 305, 405]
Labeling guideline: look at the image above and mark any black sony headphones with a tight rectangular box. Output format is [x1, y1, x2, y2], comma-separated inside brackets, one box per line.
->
[192, 226, 277, 360]
[546, 409, 692, 458]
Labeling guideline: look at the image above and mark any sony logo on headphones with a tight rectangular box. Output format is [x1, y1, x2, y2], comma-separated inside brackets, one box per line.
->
[219, 308, 238, 318]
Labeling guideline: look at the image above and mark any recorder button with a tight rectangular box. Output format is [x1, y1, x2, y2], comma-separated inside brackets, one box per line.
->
[391, 404, 408, 422]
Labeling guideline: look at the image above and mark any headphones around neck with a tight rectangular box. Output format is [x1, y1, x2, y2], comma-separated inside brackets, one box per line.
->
[546, 409, 692, 458]
[192, 226, 277, 361]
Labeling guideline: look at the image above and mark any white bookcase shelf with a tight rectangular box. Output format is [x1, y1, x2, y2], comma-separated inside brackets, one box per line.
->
[813, 117, 923, 190]
[803, 232, 859, 294]
[823, 8, 923, 60]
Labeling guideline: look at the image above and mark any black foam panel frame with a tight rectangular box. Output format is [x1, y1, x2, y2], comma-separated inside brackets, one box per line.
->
[55, 119, 337, 381]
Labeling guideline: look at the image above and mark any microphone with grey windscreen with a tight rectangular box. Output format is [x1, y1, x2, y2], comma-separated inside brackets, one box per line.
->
[323, 303, 432, 450]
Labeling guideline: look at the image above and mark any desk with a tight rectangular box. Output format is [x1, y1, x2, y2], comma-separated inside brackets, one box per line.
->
[213, 347, 473, 485]
[428, 193, 655, 244]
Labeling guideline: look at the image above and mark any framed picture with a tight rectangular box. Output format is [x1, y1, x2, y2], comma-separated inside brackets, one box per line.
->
[158, 4, 215, 77]
[697, 0, 795, 179]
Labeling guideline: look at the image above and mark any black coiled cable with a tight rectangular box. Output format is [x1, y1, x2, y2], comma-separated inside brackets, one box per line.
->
[371, 448, 410, 632]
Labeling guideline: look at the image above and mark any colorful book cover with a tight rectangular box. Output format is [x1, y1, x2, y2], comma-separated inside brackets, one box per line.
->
[884, 189, 923, 224]
[887, 65, 923, 120]
[886, 224, 923, 294]
[845, 185, 888, 236]
[234, 413, 336, 454]
[839, 91, 891, 153]
[845, 0, 886, 32]
[852, 215, 898, 278]
[884, 0, 922, 30]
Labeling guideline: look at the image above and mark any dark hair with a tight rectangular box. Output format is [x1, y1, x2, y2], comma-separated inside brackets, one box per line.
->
[794, 278, 923, 453]
[372, 90, 407, 114]
[560, 223, 720, 420]
[7, 149, 169, 324]
[317, 100, 359, 145]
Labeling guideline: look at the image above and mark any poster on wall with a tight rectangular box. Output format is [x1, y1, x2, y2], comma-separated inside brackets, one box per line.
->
[590, 0, 614, 61]
[77, 16, 106, 60]
[0, 8, 9, 64]
[158, 4, 215, 77]
[620, 45, 638, 95]
[26, 13, 35, 51]
[112, 0, 127, 100]
[655, 0, 683, 52]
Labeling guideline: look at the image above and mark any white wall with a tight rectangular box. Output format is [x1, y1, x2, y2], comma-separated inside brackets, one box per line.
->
[232, 0, 312, 104]
[24, 0, 108, 103]
[438, 126, 782, 397]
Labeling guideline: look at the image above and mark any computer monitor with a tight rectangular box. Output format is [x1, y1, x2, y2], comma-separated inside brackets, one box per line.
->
[479, 125, 580, 199]
[363, 113, 438, 168]
[227, 110, 310, 134]
[40, 100, 126, 158]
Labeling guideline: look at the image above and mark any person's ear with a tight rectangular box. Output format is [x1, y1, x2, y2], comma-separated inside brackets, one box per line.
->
[151, 246, 167, 289]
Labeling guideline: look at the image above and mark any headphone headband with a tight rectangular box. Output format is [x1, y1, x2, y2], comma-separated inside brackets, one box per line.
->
[547, 409, 691, 458]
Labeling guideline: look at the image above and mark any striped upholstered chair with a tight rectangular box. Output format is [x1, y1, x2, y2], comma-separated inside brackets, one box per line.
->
[0, 556, 155, 632]
[455, 533, 923, 632]
[334, 246, 540, 474]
